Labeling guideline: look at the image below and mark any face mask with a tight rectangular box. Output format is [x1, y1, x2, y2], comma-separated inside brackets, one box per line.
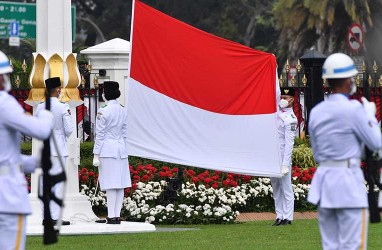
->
[102, 93, 108, 104]
[2, 75, 11, 92]
[279, 99, 289, 109]
[349, 83, 357, 95]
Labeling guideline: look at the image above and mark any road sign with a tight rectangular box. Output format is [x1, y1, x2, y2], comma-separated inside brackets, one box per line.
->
[0, 1, 76, 42]
[9, 21, 19, 36]
[347, 23, 364, 52]
[9, 36, 20, 46]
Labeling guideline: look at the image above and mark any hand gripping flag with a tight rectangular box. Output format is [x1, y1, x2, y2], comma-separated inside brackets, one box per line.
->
[127, 0, 281, 177]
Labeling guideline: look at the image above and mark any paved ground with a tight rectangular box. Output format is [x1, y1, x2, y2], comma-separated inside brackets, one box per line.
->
[236, 212, 317, 222]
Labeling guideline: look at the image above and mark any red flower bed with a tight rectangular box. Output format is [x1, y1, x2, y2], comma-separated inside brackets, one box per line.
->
[77, 164, 317, 197]
[291, 166, 316, 184]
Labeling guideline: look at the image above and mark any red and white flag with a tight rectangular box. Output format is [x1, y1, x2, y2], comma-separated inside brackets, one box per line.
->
[126, 0, 281, 177]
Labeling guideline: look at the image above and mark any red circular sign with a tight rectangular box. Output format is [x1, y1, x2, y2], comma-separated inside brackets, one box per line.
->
[347, 23, 364, 52]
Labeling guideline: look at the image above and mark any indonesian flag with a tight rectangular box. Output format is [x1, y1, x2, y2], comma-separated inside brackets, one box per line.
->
[126, 0, 281, 177]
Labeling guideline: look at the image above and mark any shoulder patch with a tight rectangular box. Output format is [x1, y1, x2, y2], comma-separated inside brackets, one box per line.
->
[97, 112, 103, 120]
[291, 123, 297, 132]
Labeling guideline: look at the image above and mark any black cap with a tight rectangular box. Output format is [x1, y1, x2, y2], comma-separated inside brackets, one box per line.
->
[45, 77, 61, 90]
[103, 81, 121, 100]
[280, 87, 295, 97]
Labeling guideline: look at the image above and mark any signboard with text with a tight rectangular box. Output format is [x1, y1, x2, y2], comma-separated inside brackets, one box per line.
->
[0, 1, 76, 42]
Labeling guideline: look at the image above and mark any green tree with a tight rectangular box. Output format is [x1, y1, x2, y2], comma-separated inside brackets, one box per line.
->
[273, 0, 382, 64]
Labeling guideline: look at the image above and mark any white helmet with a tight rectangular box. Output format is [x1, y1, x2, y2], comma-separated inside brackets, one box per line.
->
[0, 51, 13, 75]
[322, 53, 358, 79]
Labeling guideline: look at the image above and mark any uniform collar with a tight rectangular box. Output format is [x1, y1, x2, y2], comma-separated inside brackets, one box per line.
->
[328, 93, 349, 101]
[280, 107, 293, 113]
[107, 99, 118, 105]
[44, 97, 59, 103]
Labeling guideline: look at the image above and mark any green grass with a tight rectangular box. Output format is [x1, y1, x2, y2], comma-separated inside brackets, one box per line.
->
[26, 219, 382, 249]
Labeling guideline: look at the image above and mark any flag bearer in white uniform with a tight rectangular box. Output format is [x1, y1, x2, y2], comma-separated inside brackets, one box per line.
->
[36, 77, 73, 226]
[308, 53, 382, 250]
[271, 87, 297, 226]
[93, 81, 131, 224]
[0, 50, 53, 250]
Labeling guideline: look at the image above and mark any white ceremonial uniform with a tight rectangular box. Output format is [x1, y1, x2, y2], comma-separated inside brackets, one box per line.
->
[270, 107, 297, 221]
[308, 94, 382, 250]
[0, 91, 53, 250]
[36, 97, 73, 220]
[93, 100, 131, 191]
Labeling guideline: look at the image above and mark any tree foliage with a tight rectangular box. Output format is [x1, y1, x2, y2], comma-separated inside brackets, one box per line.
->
[2, 0, 382, 68]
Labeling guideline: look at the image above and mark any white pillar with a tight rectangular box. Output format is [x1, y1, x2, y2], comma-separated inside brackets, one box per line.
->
[28, 0, 95, 226]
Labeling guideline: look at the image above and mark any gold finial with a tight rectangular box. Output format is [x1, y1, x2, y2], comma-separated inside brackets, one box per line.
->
[361, 61, 366, 73]
[356, 75, 361, 87]
[15, 75, 20, 88]
[323, 78, 327, 87]
[21, 59, 27, 73]
[373, 60, 378, 73]
[279, 74, 284, 86]
[368, 75, 373, 85]
[93, 75, 99, 88]
[81, 74, 86, 88]
[379, 75, 382, 87]
[296, 59, 302, 73]
[87, 60, 92, 72]
[285, 59, 290, 73]
[291, 75, 296, 86]
[302, 74, 307, 86]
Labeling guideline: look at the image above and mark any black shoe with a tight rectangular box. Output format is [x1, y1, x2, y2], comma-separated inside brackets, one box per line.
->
[272, 218, 283, 226]
[61, 220, 70, 226]
[106, 217, 121, 224]
[42, 219, 70, 226]
[95, 218, 107, 223]
[281, 219, 292, 225]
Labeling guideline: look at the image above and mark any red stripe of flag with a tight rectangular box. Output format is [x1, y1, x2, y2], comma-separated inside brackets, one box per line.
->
[130, 1, 277, 115]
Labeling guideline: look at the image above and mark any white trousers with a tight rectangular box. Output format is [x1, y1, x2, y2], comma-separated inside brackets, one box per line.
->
[0, 213, 26, 250]
[318, 207, 368, 250]
[270, 169, 294, 220]
[106, 189, 124, 218]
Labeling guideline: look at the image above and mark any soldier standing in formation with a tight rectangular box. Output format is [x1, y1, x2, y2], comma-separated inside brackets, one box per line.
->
[93, 81, 131, 224]
[36, 77, 73, 226]
[271, 87, 297, 226]
[0, 51, 54, 249]
[308, 53, 382, 249]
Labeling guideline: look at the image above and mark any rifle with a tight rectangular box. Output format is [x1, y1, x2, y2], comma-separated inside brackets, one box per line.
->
[38, 89, 67, 244]
[362, 76, 382, 223]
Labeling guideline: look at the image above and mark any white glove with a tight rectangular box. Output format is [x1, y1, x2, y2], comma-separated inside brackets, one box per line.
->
[281, 166, 289, 176]
[93, 155, 100, 167]
[361, 97, 376, 118]
[34, 142, 44, 167]
[37, 110, 54, 129]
